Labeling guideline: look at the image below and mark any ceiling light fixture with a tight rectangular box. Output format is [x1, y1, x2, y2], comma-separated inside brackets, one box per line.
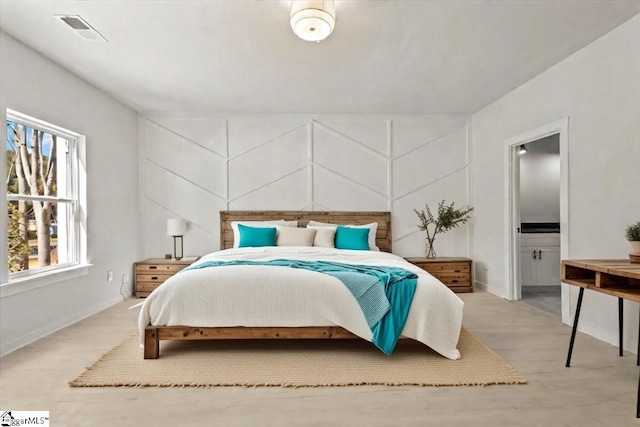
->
[290, 0, 336, 43]
[519, 145, 528, 155]
[55, 15, 108, 42]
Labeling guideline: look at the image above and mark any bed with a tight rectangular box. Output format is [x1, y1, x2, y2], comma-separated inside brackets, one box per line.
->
[139, 211, 464, 359]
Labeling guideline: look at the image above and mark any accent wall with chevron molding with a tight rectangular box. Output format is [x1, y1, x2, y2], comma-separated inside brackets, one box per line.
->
[139, 114, 471, 258]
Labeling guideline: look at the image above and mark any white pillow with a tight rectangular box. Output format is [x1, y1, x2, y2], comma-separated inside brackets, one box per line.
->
[231, 220, 298, 248]
[276, 226, 316, 247]
[306, 226, 336, 248]
[306, 220, 379, 251]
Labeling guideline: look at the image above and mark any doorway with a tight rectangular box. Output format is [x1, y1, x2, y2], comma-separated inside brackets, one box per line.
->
[504, 118, 571, 325]
[518, 135, 561, 318]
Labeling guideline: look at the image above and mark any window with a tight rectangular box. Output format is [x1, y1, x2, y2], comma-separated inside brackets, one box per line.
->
[5, 110, 84, 281]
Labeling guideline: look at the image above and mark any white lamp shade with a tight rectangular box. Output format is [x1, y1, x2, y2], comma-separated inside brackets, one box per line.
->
[166, 219, 187, 236]
[290, 0, 335, 42]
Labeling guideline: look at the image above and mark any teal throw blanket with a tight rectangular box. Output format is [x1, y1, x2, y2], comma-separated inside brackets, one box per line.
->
[184, 259, 417, 355]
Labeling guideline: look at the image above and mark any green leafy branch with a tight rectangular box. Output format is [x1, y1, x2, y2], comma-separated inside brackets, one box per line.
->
[414, 200, 474, 244]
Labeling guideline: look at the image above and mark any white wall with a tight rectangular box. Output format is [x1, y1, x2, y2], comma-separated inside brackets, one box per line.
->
[0, 32, 139, 355]
[472, 15, 640, 350]
[519, 135, 560, 223]
[139, 114, 472, 259]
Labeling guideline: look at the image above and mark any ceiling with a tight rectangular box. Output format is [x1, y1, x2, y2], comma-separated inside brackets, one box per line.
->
[1, 1, 639, 115]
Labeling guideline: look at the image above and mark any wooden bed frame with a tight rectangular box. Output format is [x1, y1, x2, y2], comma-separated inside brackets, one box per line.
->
[144, 210, 392, 359]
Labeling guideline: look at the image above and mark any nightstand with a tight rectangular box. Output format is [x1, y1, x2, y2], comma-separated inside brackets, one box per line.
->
[134, 257, 199, 298]
[405, 257, 473, 293]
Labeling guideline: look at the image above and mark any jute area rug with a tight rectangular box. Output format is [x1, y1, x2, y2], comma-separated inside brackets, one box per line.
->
[70, 328, 526, 388]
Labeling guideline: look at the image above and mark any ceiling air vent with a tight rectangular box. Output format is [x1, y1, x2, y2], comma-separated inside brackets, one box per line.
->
[54, 15, 108, 42]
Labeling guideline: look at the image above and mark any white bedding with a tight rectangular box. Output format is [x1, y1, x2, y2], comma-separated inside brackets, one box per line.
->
[138, 247, 464, 359]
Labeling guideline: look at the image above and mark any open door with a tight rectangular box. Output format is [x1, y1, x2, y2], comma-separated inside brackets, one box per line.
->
[505, 143, 522, 300]
[504, 118, 570, 324]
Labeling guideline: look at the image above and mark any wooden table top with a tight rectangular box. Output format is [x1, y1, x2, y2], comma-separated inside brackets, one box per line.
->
[562, 259, 640, 280]
[562, 259, 640, 302]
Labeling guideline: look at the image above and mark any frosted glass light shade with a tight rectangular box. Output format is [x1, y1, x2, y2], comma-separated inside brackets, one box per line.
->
[166, 218, 187, 236]
[290, 0, 335, 42]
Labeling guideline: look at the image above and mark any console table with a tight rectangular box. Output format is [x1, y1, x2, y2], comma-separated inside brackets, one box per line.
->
[561, 259, 640, 417]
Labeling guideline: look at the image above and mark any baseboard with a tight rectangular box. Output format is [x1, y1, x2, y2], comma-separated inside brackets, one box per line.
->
[574, 319, 638, 356]
[0, 294, 124, 357]
[474, 280, 488, 292]
[522, 285, 561, 293]
[473, 280, 507, 299]
[474, 280, 509, 299]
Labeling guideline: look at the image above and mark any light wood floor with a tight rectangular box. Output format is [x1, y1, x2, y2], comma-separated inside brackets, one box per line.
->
[1, 290, 638, 426]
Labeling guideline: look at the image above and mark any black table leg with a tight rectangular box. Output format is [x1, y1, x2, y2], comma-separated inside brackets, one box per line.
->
[637, 306, 639, 366]
[566, 287, 585, 368]
[637, 372, 640, 418]
[619, 297, 624, 357]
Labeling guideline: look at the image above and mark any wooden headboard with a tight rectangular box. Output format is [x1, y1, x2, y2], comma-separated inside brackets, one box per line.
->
[220, 211, 392, 253]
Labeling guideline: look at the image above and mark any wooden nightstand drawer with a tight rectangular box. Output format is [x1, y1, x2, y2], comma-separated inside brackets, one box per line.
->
[405, 257, 473, 293]
[136, 291, 153, 298]
[135, 264, 186, 274]
[136, 273, 173, 283]
[428, 272, 471, 284]
[418, 262, 470, 273]
[136, 282, 165, 292]
[134, 257, 199, 298]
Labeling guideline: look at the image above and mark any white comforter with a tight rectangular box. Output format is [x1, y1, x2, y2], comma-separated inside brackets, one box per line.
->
[138, 247, 464, 359]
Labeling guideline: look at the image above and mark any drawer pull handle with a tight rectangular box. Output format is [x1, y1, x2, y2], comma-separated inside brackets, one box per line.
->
[452, 279, 459, 283]
[149, 266, 157, 269]
[151, 276, 158, 280]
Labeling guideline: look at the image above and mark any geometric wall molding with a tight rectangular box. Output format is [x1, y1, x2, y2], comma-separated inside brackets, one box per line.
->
[145, 120, 226, 198]
[314, 119, 390, 156]
[392, 119, 467, 158]
[313, 121, 389, 199]
[150, 117, 227, 157]
[140, 115, 470, 258]
[228, 119, 307, 158]
[392, 125, 468, 199]
[229, 125, 308, 201]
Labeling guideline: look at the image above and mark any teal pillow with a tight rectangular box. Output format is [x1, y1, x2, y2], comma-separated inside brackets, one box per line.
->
[237, 224, 277, 248]
[335, 226, 370, 251]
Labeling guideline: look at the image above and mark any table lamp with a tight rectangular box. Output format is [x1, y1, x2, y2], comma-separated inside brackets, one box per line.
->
[166, 218, 187, 260]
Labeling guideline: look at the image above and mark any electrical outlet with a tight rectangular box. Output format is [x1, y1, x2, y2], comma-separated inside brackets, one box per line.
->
[107, 270, 113, 282]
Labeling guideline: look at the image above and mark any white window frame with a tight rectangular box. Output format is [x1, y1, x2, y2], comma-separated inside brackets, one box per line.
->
[2, 109, 88, 296]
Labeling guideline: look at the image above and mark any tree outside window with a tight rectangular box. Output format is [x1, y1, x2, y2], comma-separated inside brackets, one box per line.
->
[5, 114, 78, 276]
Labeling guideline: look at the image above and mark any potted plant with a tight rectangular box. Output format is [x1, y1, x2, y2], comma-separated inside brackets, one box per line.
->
[626, 220, 640, 263]
[414, 200, 474, 259]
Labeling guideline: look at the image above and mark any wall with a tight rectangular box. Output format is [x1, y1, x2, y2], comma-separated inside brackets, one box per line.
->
[0, 32, 139, 355]
[519, 135, 560, 223]
[139, 114, 471, 259]
[472, 15, 640, 349]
